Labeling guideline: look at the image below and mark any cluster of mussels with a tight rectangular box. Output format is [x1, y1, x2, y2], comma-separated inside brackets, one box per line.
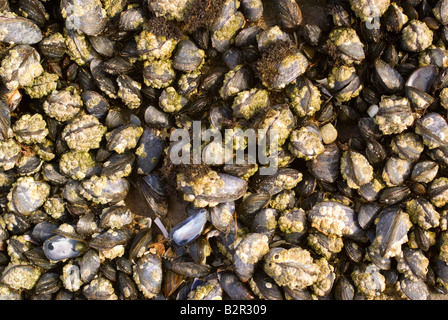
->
[2, 0, 448, 301]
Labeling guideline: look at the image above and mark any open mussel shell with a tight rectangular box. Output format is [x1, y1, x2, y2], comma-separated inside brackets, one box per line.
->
[406, 65, 438, 93]
[405, 65, 438, 110]
[168, 208, 208, 247]
[42, 235, 88, 261]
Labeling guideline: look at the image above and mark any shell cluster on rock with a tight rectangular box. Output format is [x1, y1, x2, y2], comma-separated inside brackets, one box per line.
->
[2, 0, 448, 301]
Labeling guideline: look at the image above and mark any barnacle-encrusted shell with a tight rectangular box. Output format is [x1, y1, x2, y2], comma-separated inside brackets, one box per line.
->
[62, 114, 107, 152]
[340, 150, 373, 189]
[0, 45, 43, 90]
[83, 277, 118, 300]
[415, 113, 448, 149]
[351, 264, 386, 298]
[61, 262, 82, 292]
[159, 87, 188, 113]
[307, 201, 363, 237]
[148, 0, 194, 21]
[2, 0, 448, 302]
[43, 197, 66, 219]
[0, 139, 21, 171]
[61, 0, 107, 36]
[327, 27, 365, 64]
[406, 198, 440, 229]
[80, 175, 129, 204]
[327, 65, 363, 102]
[7, 176, 50, 215]
[374, 96, 414, 135]
[12, 114, 48, 144]
[60, 150, 97, 180]
[288, 125, 325, 160]
[135, 30, 179, 60]
[429, 177, 448, 207]
[312, 258, 335, 296]
[349, 0, 390, 21]
[43, 86, 83, 122]
[1, 265, 41, 290]
[233, 233, 270, 282]
[308, 232, 344, 259]
[23, 72, 59, 99]
[287, 78, 322, 117]
[143, 59, 176, 89]
[401, 20, 434, 52]
[105, 124, 143, 154]
[133, 253, 163, 299]
[263, 247, 319, 290]
[232, 88, 269, 120]
[117, 76, 142, 110]
[278, 208, 307, 236]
